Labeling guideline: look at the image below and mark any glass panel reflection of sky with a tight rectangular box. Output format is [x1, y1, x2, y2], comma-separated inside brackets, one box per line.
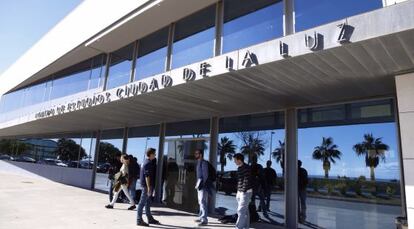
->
[295, 0, 383, 32]
[222, 2, 283, 54]
[135, 47, 167, 80]
[171, 27, 215, 69]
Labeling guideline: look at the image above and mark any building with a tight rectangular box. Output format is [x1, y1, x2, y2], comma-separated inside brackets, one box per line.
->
[0, 0, 413, 228]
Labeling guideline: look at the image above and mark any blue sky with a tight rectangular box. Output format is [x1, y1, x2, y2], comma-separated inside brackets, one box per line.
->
[0, 0, 82, 75]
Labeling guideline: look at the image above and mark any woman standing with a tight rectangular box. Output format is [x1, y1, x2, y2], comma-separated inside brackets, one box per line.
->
[105, 154, 136, 210]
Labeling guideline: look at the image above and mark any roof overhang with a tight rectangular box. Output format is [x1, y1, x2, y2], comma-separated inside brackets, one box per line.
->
[0, 1, 414, 138]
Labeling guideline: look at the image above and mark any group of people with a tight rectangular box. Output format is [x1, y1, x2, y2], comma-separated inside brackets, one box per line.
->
[103, 147, 308, 229]
[105, 148, 160, 226]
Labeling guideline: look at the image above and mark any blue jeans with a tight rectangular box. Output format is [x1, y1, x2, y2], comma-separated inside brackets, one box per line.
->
[109, 180, 114, 202]
[129, 179, 137, 202]
[197, 189, 208, 223]
[137, 188, 154, 222]
[236, 190, 252, 229]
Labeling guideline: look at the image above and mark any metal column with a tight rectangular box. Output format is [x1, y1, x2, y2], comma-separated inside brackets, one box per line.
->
[285, 108, 298, 228]
[209, 117, 219, 213]
[155, 123, 166, 203]
[91, 130, 101, 190]
[283, 0, 295, 36]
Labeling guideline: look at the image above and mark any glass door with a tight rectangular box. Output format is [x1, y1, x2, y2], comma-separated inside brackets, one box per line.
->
[163, 137, 209, 213]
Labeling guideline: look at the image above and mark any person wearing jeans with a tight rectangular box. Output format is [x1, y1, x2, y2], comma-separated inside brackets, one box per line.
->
[137, 148, 160, 227]
[233, 153, 254, 229]
[298, 160, 308, 223]
[194, 149, 212, 226]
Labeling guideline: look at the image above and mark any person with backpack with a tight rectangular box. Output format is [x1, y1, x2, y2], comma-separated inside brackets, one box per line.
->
[108, 152, 122, 202]
[194, 149, 215, 226]
[128, 155, 140, 203]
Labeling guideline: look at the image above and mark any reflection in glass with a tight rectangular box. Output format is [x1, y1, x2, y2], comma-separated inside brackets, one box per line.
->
[297, 101, 401, 229]
[217, 112, 285, 225]
[295, 0, 383, 32]
[163, 119, 210, 212]
[171, 5, 215, 69]
[94, 129, 124, 192]
[135, 28, 168, 80]
[106, 43, 134, 89]
[222, 0, 283, 54]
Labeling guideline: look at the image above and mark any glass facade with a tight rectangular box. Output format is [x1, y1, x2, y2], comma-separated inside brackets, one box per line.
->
[0, 133, 96, 169]
[222, 0, 283, 54]
[0, 54, 106, 116]
[295, 0, 383, 32]
[163, 119, 211, 212]
[94, 129, 124, 192]
[217, 112, 285, 225]
[106, 43, 135, 89]
[171, 5, 216, 69]
[297, 99, 401, 229]
[134, 28, 169, 80]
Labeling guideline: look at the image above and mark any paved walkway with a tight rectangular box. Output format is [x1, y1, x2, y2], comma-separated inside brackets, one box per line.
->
[0, 171, 279, 229]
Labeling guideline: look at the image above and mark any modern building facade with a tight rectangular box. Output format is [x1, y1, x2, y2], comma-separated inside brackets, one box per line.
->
[0, 0, 413, 228]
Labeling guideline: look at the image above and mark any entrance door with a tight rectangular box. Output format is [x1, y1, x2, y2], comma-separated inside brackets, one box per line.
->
[163, 137, 209, 213]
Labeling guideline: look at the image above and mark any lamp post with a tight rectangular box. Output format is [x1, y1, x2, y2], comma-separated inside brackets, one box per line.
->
[269, 131, 275, 161]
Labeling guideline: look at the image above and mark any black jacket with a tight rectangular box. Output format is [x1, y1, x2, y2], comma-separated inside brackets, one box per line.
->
[237, 163, 254, 192]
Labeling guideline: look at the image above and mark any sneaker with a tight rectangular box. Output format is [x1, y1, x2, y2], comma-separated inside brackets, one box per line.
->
[194, 219, 201, 223]
[148, 219, 161, 225]
[128, 205, 136, 210]
[197, 221, 208, 226]
[137, 221, 149, 227]
[105, 204, 113, 209]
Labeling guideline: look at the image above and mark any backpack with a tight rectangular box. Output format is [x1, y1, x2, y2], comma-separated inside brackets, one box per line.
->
[206, 161, 216, 182]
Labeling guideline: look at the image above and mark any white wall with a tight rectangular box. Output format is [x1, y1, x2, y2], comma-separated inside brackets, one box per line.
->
[396, 72, 414, 229]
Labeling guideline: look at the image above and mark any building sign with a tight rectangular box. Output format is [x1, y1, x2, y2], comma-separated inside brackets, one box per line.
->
[34, 22, 353, 120]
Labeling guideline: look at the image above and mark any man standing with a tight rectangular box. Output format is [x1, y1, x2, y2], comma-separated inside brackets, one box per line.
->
[250, 155, 267, 216]
[137, 148, 160, 226]
[233, 153, 254, 229]
[263, 160, 277, 211]
[298, 160, 308, 223]
[128, 156, 140, 203]
[194, 149, 211, 226]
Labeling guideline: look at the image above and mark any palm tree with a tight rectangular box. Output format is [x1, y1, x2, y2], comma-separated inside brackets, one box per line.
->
[353, 133, 389, 181]
[272, 140, 285, 172]
[312, 137, 342, 178]
[239, 132, 265, 163]
[218, 137, 236, 173]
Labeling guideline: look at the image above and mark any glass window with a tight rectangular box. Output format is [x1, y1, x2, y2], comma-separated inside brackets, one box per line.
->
[126, 125, 160, 192]
[297, 100, 402, 228]
[135, 28, 169, 80]
[222, 0, 283, 54]
[106, 43, 134, 89]
[89, 54, 107, 90]
[171, 5, 216, 69]
[94, 129, 124, 192]
[217, 112, 285, 225]
[50, 71, 90, 100]
[295, 0, 383, 32]
[163, 119, 211, 212]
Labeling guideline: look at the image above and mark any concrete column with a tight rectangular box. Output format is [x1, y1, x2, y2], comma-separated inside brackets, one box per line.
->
[122, 127, 129, 154]
[155, 123, 166, 203]
[91, 130, 101, 189]
[209, 117, 219, 213]
[283, 0, 295, 36]
[284, 108, 298, 228]
[395, 73, 414, 227]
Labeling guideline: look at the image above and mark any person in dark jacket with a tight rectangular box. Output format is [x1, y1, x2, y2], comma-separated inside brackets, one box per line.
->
[298, 160, 308, 223]
[128, 155, 140, 203]
[263, 160, 277, 211]
[234, 153, 253, 229]
[194, 149, 212, 226]
[250, 155, 267, 216]
[137, 148, 160, 226]
[108, 152, 122, 202]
